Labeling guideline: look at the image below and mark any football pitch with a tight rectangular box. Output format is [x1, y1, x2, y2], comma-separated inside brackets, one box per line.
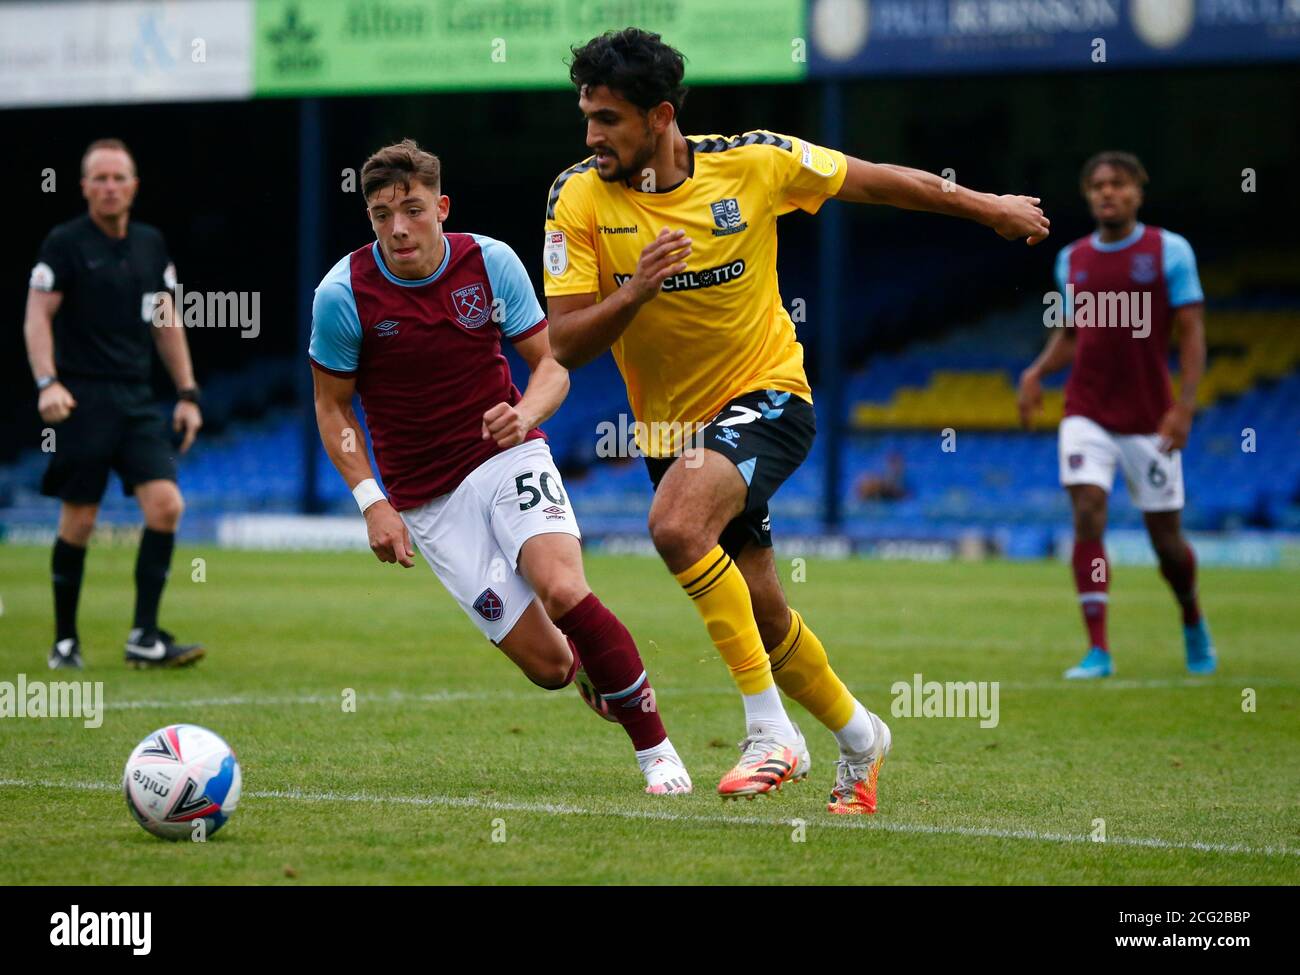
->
[2, 543, 1297, 885]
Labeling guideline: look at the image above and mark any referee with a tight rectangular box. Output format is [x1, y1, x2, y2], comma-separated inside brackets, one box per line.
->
[23, 138, 205, 670]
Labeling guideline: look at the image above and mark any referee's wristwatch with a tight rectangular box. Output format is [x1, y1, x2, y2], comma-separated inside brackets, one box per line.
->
[36, 375, 58, 392]
[177, 386, 202, 405]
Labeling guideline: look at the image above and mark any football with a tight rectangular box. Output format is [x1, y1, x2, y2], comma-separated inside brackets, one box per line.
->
[122, 724, 242, 841]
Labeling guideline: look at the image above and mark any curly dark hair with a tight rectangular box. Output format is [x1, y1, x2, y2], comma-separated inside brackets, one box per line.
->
[1079, 151, 1148, 193]
[568, 28, 688, 115]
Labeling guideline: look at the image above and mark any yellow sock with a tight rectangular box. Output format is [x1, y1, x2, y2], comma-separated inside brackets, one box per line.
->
[769, 608, 856, 732]
[674, 546, 774, 695]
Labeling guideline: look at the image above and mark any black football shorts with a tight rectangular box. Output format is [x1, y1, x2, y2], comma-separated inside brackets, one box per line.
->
[644, 388, 815, 558]
[41, 379, 179, 503]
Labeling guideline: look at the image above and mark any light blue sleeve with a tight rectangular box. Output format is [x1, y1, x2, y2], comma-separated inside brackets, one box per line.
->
[308, 255, 362, 373]
[474, 234, 546, 340]
[1054, 243, 1073, 297]
[1161, 230, 1204, 308]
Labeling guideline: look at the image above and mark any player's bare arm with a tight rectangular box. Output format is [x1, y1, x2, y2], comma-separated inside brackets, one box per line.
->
[23, 288, 78, 423]
[483, 328, 570, 448]
[836, 158, 1051, 245]
[1158, 303, 1206, 453]
[1018, 328, 1078, 428]
[547, 227, 692, 368]
[312, 367, 414, 568]
[151, 291, 203, 452]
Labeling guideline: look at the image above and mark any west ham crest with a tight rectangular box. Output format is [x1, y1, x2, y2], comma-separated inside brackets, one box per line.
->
[473, 588, 504, 622]
[452, 282, 490, 328]
[1131, 253, 1157, 284]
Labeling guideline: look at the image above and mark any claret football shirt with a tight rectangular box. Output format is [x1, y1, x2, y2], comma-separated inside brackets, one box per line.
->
[1055, 223, 1203, 434]
[309, 232, 547, 510]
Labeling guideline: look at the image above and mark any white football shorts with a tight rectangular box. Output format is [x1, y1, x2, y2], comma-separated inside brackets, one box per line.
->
[399, 439, 581, 643]
[1058, 414, 1184, 512]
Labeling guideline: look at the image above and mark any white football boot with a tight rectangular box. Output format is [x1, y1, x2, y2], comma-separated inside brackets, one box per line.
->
[642, 752, 693, 796]
[827, 711, 892, 815]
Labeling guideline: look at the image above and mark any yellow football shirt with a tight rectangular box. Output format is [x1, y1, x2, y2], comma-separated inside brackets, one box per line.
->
[542, 131, 848, 457]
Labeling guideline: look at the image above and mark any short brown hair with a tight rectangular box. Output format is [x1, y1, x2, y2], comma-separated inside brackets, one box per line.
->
[81, 138, 136, 176]
[1079, 151, 1148, 194]
[361, 138, 441, 201]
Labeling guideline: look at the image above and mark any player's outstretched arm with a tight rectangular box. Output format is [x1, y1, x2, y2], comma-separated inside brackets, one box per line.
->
[312, 367, 413, 567]
[548, 228, 693, 368]
[835, 158, 1050, 245]
[482, 328, 570, 448]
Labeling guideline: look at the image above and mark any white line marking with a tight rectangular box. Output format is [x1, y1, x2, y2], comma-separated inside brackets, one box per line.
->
[97, 676, 1296, 711]
[1, 777, 1295, 859]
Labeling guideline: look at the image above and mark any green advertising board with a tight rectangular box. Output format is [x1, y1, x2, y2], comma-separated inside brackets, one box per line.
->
[255, 0, 806, 96]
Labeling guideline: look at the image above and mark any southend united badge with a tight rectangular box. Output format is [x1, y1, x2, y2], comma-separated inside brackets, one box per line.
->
[710, 198, 747, 237]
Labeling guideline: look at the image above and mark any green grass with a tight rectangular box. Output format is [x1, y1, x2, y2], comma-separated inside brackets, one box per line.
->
[1, 543, 1298, 885]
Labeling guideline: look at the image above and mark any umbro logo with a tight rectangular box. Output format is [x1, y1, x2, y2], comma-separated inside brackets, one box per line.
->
[375, 319, 400, 336]
[543, 504, 566, 521]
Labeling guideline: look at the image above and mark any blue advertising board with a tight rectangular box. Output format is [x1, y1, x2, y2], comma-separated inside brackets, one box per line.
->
[807, 0, 1300, 76]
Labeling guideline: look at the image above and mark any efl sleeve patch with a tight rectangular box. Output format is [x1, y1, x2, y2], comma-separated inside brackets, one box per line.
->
[773, 134, 848, 216]
[543, 177, 600, 296]
[800, 140, 839, 178]
[543, 231, 568, 276]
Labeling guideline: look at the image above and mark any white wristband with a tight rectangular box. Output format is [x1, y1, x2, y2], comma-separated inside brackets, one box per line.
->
[352, 478, 385, 513]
